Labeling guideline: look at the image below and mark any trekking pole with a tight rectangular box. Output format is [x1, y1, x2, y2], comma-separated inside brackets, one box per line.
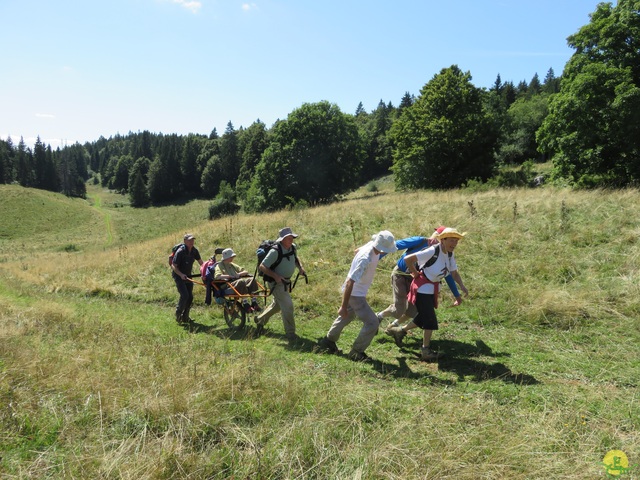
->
[290, 271, 308, 291]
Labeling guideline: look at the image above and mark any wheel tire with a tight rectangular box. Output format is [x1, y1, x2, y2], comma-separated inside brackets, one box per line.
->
[224, 301, 246, 329]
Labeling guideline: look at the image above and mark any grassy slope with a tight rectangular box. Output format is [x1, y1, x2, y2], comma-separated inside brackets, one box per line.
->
[0, 182, 639, 479]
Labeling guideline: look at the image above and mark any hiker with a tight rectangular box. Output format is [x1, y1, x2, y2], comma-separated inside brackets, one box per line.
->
[255, 227, 306, 341]
[171, 233, 204, 324]
[317, 230, 397, 362]
[201, 253, 218, 306]
[213, 248, 262, 312]
[378, 227, 468, 329]
[386, 227, 468, 361]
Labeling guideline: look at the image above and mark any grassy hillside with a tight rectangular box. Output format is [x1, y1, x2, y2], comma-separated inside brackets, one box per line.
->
[0, 183, 638, 479]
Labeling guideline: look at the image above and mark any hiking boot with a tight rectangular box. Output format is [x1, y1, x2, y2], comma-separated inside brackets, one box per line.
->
[316, 336, 340, 354]
[242, 300, 252, 313]
[286, 333, 300, 343]
[347, 350, 372, 363]
[385, 326, 406, 347]
[251, 300, 262, 313]
[421, 346, 443, 362]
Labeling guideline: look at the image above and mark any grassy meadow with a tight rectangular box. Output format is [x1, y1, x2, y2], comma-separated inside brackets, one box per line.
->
[0, 180, 639, 479]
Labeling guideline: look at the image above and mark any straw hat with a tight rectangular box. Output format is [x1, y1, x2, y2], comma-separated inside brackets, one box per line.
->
[435, 227, 466, 241]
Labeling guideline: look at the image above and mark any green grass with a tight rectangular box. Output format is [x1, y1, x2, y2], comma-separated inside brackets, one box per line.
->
[0, 182, 639, 478]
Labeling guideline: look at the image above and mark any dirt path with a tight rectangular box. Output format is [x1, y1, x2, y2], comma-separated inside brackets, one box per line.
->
[87, 192, 114, 246]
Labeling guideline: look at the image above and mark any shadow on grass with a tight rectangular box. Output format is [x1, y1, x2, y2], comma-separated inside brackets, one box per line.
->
[375, 335, 539, 385]
[181, 320, 249, 340]
[182, 321, 538, 386]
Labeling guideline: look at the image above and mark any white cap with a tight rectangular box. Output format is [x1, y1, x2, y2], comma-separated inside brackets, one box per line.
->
[372, 230, 397, 253]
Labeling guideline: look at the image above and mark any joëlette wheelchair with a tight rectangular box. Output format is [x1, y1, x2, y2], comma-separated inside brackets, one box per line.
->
[196, 248, 307, 330]
[207, 278, 268, 329]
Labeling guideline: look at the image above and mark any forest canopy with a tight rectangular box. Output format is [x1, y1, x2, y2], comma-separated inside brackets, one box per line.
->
[2, 1, 638, 209]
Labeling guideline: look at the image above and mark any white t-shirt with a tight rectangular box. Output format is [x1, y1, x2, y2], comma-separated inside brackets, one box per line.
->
[414, 245, 458, 294]
[343, 241, 380, 297]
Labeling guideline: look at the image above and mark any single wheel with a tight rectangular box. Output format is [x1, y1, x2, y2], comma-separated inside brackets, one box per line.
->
[223, 301, 246, 329]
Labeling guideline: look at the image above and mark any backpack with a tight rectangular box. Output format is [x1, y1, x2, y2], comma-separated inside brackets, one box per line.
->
[200, 257, 217, 282]
[200, 248, 224, 282]
[419, 244, 452, 270]
[169, 243, 185, 267]
[255, 240, 297, 282]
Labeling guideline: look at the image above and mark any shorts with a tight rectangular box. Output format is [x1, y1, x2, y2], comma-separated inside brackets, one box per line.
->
[413, 293, 438, 330]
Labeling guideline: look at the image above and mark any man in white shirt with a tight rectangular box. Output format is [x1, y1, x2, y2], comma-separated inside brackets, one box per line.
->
[316, 231, 397, 362]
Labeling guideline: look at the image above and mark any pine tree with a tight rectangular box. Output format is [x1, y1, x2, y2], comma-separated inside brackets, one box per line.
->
[16, 138, 33, 187]
[218, 121, 239, 185]
[129, 169, 149, 207]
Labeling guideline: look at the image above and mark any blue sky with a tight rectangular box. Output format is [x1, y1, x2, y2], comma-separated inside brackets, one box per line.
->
[0, 0, 601, 149]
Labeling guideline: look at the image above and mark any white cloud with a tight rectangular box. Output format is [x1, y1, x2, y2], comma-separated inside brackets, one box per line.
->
[35, 113, 56, 119]
[242, 3, 258, 12]
[173, 0, 202, 14]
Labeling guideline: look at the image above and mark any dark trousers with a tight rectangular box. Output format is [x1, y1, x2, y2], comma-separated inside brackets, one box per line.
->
[413, 293, 438, 330]
[173, 274, 194, 320]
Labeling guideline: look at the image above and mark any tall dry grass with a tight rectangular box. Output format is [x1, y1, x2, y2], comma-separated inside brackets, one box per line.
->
[0, 183, 639, 478]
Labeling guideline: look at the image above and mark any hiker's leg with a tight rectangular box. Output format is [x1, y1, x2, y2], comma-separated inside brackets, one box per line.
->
[414, 293, 438, 340]
[423, 329, 434, 348]
[231, 279, 249, 295]
[272, 284, 295, 336]
[182, 281, 195, 321]
[256, 282, 282, 326]
[326, 304, 356, 343]
[400, 297, 418, 324]
[246, 277, 259, 294]
[401, 320, 419, 332]
[174, 275, 189, 319]
[379, 268, 409, 319]
[350, 296, 379, 354]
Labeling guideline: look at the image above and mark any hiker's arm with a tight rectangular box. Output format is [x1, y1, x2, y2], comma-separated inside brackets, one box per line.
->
[214, 265, 236, 282]
[338, 279, 354, 318]
[404, 253, 420, 278]
[171, 263, 187, 280]
[216, 273, 237, 281]
[295, 257, 306, 276]
[259, 263, 284, 283]
[450, 270, 468, 297]
[445, 274, 460, 296]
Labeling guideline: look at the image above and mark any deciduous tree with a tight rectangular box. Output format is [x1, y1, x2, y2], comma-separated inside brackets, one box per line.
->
[391, 65, 498, 189]
[247, 101, 363, 211]
[538, 0, 640, 186]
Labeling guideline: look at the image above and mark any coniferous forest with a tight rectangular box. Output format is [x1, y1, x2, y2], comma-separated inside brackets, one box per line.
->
[1, 0, 638, 213]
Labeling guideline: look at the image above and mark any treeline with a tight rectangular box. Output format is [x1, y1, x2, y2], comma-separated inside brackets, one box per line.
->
[0, 70, 558, 209]
[0, 137, 88, 198]
[2, 0, 638, 207]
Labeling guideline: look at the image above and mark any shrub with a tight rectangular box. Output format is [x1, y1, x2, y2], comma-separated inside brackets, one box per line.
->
[208, 181, 240, 219]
